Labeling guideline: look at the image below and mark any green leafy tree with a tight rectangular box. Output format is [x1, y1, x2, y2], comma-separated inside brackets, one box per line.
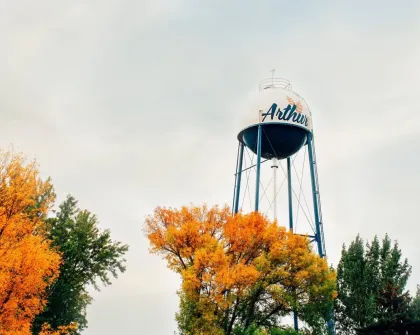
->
[33, 195, 129, 334]
[411, 285, 420, 320]
[231, 324, 308, 335]
[335, 234, 412, 334]
[335, 235, 371, 333]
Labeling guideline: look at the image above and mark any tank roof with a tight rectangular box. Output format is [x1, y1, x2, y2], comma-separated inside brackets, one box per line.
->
[259, 78, 292, 91]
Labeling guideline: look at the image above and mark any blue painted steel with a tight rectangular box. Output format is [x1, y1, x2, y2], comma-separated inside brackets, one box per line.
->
[307, 133, 323, 257]
[287, 156, 299, 331]
[232, 143, 240, 212]
[307, 132, 335, 335]
[328, 318, 335, 334]
[240, 124, 308, 160]
[287, 157, 293, 231]
[293, 310, 299, 331]
[255, 125, 262, 211]
[234, 143, 244, 214]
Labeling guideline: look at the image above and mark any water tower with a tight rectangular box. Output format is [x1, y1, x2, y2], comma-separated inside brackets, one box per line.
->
[232, 78, 334, 333]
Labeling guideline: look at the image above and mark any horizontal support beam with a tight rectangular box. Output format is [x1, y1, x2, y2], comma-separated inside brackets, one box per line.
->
[295, 233, 316, 239]
[234, 159, 268, 175]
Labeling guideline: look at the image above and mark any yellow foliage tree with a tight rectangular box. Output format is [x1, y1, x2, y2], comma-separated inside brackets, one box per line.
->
[145, 205, 336, 334]
[0, 151, 62, 335]
[38, 322, 78, 335]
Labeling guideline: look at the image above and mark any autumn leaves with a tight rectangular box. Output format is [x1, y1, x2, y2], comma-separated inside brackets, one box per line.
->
[0, 151, 127, 335]
[0, 152, 62, 335]
[0, 147, 335, 335]
[145, 205, 336, 334]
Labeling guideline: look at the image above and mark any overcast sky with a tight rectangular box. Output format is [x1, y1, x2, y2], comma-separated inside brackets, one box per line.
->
[1, 1, 420, 334]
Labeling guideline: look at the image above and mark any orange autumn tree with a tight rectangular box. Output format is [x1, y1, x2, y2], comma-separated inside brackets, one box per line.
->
[145, 205, 336, 335]
[38, 322, 78, 335]
[0, 151, 61, 335]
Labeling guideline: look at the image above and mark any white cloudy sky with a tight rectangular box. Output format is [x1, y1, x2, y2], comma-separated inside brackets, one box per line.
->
[1, 0, 420, 334]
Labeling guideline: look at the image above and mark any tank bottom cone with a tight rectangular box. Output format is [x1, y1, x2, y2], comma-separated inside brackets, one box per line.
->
[239, 124, 309, 160]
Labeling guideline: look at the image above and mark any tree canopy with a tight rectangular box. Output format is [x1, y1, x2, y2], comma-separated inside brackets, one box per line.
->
[145, 204, 336, 335]
[0, 151, 61, 335]
[0, 149, 128, 335]
[335, 234, 414, 334]
[33, 195, 129, 334]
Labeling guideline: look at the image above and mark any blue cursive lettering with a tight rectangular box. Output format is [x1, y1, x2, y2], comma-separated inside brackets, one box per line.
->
[261, 103, 309, 127]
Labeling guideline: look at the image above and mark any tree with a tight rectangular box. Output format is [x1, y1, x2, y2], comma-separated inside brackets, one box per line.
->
[411, 285, 420, 321]
[38, 322, 78, 335]
[335, 234, 412, 334]
[0, 151, 61, 335]
[145, 205, 336, 335]
[33, 195, 129, 334]
[232, 324, 308, 335]
[355, 321, 420, 335]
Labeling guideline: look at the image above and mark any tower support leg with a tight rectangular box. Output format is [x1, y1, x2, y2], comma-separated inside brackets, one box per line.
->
[287, 156, 299, 331]
[233, 142, 244, 214]
[287, 157, 293, 231]
[255, 125, 262, 212]
[307, 133, 323, 257]
[271, 158, 279, 221]
[307, 132, 335, 335]
[293, 312, 299, 332]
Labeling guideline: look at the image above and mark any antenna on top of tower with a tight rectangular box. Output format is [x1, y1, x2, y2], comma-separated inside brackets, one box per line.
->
[270, 69, 275, 84]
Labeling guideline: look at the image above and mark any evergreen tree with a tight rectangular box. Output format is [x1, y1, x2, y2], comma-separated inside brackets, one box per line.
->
[33, 195, 129, 334]
[335, 235, 372, 333]
[335, 234, 412, 334]
[411, 285, 420, 320]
